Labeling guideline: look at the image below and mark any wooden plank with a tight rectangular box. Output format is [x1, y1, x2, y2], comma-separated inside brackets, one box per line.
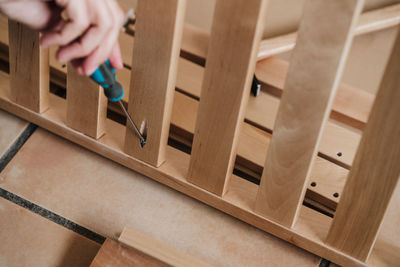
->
[187, 0, 268, 195]
[119, 227, 211, 267]
[0, 77, 366, 267]
[255, 0, 364, 227]
[326, 27, 400, 261]
[90, 239, 167, 267]
[8, 20, 49, 113]
[124, 0, 186, 167]
[257, 3, 400, 60]
[66, 64, 107, 139]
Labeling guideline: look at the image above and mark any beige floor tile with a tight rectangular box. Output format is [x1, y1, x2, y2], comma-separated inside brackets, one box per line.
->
[0, 197, 100, 267]
[0, 129, 321, 266]
[0, 110, 28, 157]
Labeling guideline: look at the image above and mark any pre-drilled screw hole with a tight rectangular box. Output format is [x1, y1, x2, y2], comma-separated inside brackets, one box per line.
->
[61, 64, 66, 68]
[337, 152, 342, 157]
[333, 192, 339, 198]
[311, 182, 317, 187]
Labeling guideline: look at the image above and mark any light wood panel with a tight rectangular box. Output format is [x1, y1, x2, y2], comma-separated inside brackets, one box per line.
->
[119, 227, 211, 267]
[0, 75, 366, 267]
[90, 239, 167, 267]
[255, 0, 364, 227]
[326, 27, 400, 261]
[257, 3, 400, 60]
[124, 0, 186, 167]
[66, 64, 107, 139]
[188, 0, 268, 195]
[8, 20, 49, 113]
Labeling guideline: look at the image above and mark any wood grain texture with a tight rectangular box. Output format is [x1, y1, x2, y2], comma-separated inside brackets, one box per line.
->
[90, 239, 167, 267]
[187, 0, 268, 196]
[257, 3, 400, 60]
[66, 64, 107, 139]
[255, 0, 364, 227]
[0, 79, 366, 267]
[124, 0, 186, 167]
[119, 227, 211, 267]
[326, 26, 400, 261]
[8, 20, 49, 113]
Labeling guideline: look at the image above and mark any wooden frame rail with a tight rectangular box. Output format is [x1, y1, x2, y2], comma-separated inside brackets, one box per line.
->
[0, 0, 399, 266]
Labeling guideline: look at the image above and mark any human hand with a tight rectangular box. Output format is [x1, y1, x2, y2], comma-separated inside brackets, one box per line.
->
[0, 0, 124, 75]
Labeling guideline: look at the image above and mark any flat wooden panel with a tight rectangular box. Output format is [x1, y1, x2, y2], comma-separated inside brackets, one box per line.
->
[255, 0, 364, 227]
[124, 0, 186, 167]
[0, 197, 99, 266]
[8, 20, 49, 113]
[119, 227, 211, 267]
[90, 239, 166, 267]
[66, 64, 107, 139]
[326, 27, 400, 261]
[187, 0, 268, 196]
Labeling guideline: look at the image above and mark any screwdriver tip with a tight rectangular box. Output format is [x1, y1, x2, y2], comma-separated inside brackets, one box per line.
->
[140, 138, 146, 148]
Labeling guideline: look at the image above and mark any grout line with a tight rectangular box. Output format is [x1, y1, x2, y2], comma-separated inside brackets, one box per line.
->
[0, 187, 105, 244]
[319, 258, 332, 267]
[0, 123, 106, 245]
[0, 123, 37, 172]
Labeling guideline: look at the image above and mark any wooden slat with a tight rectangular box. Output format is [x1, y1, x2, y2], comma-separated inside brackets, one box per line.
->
[255, 0, 364, 227]
[124, 0, 186, 167]
[90, 239, 167, 267]
[8, 20, 49, 113]
[118, 227, 211, 267]
[187, 0, 268, 196]
[326, 27, 400, 261]
[257, 3, 400, 60]
[66, 65, 107, 139]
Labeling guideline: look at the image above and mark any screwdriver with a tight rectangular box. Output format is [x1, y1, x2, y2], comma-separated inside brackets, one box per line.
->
[90, 60, 146, 147]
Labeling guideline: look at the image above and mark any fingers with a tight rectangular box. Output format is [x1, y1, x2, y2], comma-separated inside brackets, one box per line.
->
[108, 43, 123, 70]
[42, 0, 124, 75]
[81, 0, 124, 75]
[40, 0, 89, 48]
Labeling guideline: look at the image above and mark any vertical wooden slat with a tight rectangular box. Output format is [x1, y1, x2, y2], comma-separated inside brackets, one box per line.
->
[254, 0, 364, 227]
[326, 27, 400, 261]
[187, 0, 268, 196]
[66, 64, 107, 139]
[124, 0, 186, 167]
[8, 20, 49, 113]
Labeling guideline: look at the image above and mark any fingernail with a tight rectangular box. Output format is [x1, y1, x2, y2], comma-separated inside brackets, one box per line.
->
[86, 66, 96, 76]
[76, 67, 83, 75]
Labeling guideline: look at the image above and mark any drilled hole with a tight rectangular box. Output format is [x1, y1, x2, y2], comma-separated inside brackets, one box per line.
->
[310, 182, 317, 187]
[333, 192, 339, 198]
[337, 152, 342, 157]
[61, 64, 66, 68]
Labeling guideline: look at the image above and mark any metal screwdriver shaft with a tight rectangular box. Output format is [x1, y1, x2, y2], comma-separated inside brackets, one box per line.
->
[117, 99, 146, 147]
[90, 60, 146, 147]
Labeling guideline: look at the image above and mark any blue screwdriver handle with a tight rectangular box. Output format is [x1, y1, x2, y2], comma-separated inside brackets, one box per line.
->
[90, 60, 124, 102]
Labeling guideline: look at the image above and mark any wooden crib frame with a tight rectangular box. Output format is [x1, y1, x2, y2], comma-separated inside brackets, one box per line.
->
[0, 0, 399, 266]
